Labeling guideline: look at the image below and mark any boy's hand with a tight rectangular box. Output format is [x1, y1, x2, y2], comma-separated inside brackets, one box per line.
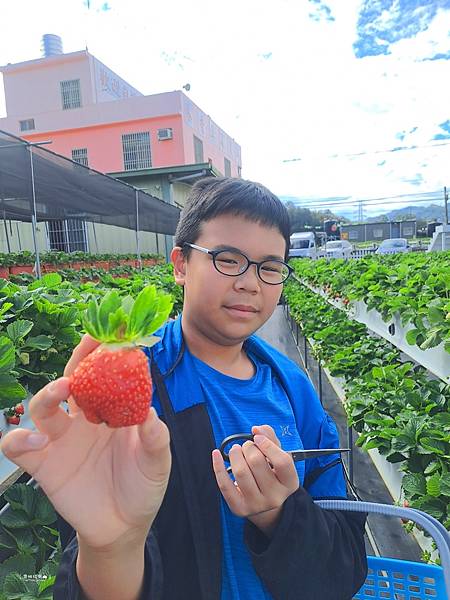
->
[0, 334, 171, 552]
[212, 424, 299, 537]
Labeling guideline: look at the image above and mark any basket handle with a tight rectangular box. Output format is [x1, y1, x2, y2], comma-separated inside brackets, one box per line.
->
[315, 499, 450, 599]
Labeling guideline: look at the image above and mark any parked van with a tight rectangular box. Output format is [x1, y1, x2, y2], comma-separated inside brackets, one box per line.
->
[289, 232, 317, 259]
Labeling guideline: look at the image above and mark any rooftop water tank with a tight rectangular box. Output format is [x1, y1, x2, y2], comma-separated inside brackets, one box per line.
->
[41, 34, 63, 58]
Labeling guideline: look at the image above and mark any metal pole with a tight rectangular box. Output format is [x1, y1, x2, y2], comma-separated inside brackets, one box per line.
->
[16, 222, 22, 251]
[445, 186, 449, 225]
[28, 147, 41, 278]
[3, 211, 11, 253]
[348, 427, 354, 485]
[295, 321, 299, 345]
[304, 337, 308, 370]
[135, 189, 142, 270]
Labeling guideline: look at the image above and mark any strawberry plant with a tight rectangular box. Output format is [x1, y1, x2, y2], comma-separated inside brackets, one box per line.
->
[0, 484, 60, 596]
[290, 251, 450, 353]
[283, 279, 450, 531]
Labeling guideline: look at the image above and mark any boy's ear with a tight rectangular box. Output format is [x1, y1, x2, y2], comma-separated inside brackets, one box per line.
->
[171, 246, 187, 286]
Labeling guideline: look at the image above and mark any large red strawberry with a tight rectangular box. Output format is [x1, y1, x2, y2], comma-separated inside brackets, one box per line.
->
[14, 403, 25, 416]
[6, 415, 21, 425]
[69, 285, 172, 428]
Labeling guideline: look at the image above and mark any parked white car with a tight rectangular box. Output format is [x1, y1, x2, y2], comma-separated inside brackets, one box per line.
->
[324, 240, 353, 259]
[375, 238, 410, 255]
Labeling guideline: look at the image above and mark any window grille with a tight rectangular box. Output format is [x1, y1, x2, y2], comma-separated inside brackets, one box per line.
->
[60, 79, 82, 110]
[224, 158, 231, 177]
[71, 148, 89, 167]
[47, 219, 88, 252]
[122, 132, 152, 171]
[19, 119, 35, 131]
[194, 135, 204, 163]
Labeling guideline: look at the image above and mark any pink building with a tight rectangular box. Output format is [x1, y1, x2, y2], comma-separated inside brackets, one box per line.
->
[0, 49, 242, 178]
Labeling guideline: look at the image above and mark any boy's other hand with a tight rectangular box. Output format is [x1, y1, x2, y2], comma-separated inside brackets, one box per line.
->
[212, 424, 299, 537]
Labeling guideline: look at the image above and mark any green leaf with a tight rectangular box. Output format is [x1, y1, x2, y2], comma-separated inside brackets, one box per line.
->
[428, 306, 444, 325]
[127, 286, 158, 338]
[0, 529, 15, 550]
[4, 484, 35, 517]
[405, 328, 420, 345]
[0, 375, 27, 402]
[0, 337, 15, 374]
[440, 473, 450, 496]
[0, 512, 30, 532]
[402, 472, 426, 496]
[426, 474, 441, 497]
[23, 336, 53, 351]
[97, 291, 121, 337]
[419, 438, 447, 455]
[420, 329, 443, 350]
[6, 320, 34, 345]
[33, 493, 56, 526]
[0, 555, 36, 587]
[38, 575, 55, 595]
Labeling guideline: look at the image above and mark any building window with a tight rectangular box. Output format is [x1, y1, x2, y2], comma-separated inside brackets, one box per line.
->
[194, 135, 204, 163]
[122, 132, 152, 171]
[237, 166, 242, 178]
[60, 79, 82, 110]
[47, 219, 88, 252]
[224, 158, 231, 177]
[19, 119, 35, 131]
[71, 148, 89, 167]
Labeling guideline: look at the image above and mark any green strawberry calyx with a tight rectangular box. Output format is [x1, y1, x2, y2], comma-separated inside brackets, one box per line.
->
[83, 285, 173, 347]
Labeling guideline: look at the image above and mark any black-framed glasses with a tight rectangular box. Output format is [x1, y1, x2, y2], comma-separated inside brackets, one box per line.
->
[183, 243, 292, 285]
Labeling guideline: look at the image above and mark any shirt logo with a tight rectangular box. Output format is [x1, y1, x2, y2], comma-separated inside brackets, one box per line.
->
[280, 424, 293, 437]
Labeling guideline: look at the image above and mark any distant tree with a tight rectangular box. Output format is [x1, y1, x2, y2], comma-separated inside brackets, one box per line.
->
[285, 202, 347, 233]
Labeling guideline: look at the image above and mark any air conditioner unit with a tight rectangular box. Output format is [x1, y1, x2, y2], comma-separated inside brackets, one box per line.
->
[158, 128, 173, 141]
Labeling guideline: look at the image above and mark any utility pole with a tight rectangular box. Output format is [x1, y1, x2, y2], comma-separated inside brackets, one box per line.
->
[445, 186, 449, 225]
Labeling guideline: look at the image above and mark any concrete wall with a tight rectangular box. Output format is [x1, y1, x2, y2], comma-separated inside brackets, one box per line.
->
[0, 220, 47, 253]
[0, 219, 172, 258]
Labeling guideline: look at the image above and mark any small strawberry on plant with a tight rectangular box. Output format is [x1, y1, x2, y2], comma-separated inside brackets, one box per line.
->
[6, 415, 21, 425]
[69, 286, 173, 428]
[14, 403, 25, 416]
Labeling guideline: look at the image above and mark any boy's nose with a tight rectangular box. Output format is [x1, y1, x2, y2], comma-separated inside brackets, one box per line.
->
[233, 263, 261, 291]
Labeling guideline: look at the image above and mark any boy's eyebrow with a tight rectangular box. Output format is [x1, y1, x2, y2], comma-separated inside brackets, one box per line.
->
[212, 244, 285, 262]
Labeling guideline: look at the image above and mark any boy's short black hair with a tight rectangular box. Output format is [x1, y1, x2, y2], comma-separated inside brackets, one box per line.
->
[175, 177, 291, 260]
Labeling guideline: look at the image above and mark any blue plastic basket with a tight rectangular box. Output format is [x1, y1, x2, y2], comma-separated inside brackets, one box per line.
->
[355, 556, 445, 599]
[315, 501, 450, 600]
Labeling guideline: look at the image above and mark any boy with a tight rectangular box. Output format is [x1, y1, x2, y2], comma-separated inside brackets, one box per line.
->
[1, 177, 367, 599]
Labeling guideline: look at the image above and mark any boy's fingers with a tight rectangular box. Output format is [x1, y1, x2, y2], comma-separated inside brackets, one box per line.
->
[253, 435, 299, 490]
[29, 378, 72, 439]
[0, 428, 49, 475]
[64, 334, 100, 377]
[251, 424, 281, 447]
[136, 408, 171, 482]
[212, 449, 243, 511]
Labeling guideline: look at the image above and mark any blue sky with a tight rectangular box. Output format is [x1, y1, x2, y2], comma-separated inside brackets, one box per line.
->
[0, 0, 449, 218]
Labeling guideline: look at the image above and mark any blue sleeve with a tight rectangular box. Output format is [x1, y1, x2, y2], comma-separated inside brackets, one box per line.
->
[303, 413, 347, 498]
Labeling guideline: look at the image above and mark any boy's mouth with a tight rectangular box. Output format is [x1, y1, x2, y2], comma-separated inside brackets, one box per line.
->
[224, 304, 259, 313]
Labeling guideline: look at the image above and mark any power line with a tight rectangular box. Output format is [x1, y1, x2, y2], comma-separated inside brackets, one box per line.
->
[282, 140, 450, 163]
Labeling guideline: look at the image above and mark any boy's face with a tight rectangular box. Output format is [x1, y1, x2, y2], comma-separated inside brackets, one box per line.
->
[172, 214, 286, 346]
